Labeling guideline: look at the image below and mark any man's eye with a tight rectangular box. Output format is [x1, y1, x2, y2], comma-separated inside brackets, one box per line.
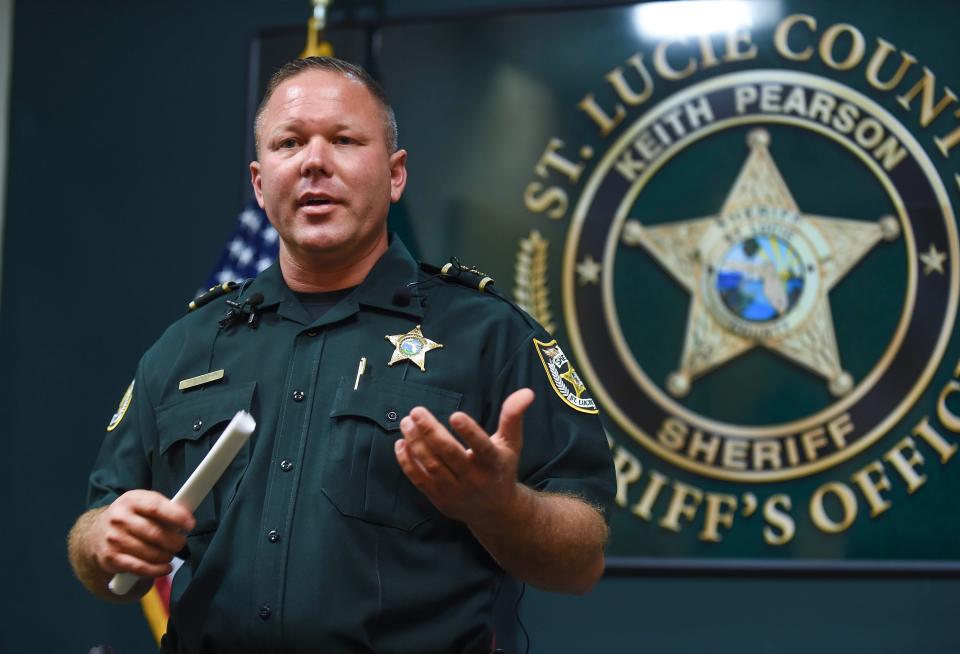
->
[278, 138, 299, 149]
[332, 136, 356, 145]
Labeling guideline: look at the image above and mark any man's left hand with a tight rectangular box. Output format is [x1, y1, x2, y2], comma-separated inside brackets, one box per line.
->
[395, 388, 535, 527]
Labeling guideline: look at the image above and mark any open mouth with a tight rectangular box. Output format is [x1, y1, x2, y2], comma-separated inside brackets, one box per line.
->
[302, 197, 333, 206]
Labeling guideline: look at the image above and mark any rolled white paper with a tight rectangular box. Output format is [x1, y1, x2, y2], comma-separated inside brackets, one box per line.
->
[108, 410, 256, 595]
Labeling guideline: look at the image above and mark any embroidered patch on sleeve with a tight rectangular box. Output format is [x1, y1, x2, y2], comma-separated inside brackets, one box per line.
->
[106, 380, 135, 432]
[533, 339, 599, 414]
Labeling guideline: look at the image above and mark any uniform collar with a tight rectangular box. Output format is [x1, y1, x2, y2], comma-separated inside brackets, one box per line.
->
[247, 234, 424, 326]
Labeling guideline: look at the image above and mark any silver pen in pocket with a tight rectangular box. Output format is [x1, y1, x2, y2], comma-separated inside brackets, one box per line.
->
[353, 357, 367, 390]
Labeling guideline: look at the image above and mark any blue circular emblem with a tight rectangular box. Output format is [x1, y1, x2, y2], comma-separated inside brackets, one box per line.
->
[716, 235, 805, 322]
[400, 337, 423, 356]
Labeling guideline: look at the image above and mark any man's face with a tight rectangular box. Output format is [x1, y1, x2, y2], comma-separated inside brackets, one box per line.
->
[250, 69, 406, 269]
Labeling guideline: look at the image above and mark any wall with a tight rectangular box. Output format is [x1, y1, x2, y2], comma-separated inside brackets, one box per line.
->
[0, 0, 12, 321]
[1, 1, 957, 652]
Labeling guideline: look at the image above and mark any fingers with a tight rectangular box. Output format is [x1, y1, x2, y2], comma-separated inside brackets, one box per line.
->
[394, 438, 429, 489]
[98, 527, 178, 577]
[449, 411, 496, 462]
[101, 544, 175, 578]
[401, 389, 535, 474]
[130, 491, 196, 532]
[399, 407, 468, 479]
[395, 394, 531, 524]
[98, 490, 194, 578]
[116, 511, 188, 555]
[496, 388, 535, 447]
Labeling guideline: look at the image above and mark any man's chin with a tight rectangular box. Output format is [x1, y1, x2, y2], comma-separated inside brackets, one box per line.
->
[286, 228, 350, 254]
[283, 229, 387, 267]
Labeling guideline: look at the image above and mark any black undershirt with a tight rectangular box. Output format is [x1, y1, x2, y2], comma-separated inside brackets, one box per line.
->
[293, 286, 358, 322]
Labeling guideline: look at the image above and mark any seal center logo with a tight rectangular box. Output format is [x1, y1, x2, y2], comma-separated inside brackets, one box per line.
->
[715, 233, 805, 323]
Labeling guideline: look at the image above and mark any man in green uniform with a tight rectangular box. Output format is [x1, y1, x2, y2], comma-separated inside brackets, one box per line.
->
[68, 57, 615, 653]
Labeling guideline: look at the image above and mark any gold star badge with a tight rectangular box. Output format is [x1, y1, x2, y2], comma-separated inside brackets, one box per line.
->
[622, 128, 902, 398]
[385, 325, 443, 372]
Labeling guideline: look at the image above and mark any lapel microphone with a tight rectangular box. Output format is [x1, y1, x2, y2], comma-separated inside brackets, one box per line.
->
[219, 292, 265, 330]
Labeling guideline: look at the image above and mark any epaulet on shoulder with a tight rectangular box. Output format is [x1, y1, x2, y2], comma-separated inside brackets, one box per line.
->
[419, 260, 495, 292]
[419, 259, 541, 331]
[187, 281, 244, 312]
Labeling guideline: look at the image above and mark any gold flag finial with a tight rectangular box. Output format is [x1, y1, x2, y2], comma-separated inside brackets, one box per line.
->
[300, 0, 335, 59]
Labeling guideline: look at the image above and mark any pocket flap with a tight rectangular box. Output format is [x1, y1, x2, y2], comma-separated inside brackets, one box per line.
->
[157, 381, 257, 455]
[329, 377, 462, 431]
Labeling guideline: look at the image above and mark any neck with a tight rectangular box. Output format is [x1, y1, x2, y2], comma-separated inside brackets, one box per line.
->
[279, 233, 389, 292]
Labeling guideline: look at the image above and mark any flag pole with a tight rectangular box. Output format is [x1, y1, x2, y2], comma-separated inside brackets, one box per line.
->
[301, 0, 335, 58]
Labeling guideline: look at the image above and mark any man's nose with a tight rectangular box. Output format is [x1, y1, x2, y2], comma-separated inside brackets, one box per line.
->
[300, 138, 332, 177]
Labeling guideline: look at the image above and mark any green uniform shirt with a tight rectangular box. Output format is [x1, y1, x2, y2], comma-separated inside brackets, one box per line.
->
[89, 236, 615, 654]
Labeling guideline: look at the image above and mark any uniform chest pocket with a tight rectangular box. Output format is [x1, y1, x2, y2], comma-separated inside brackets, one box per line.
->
[323, 377, 462, 531]
[156, 382, 257, 533]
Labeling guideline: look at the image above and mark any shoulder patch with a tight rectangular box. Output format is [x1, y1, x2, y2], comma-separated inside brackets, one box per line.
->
[106, 380, 135, 432]
[533, 339, 598, 414]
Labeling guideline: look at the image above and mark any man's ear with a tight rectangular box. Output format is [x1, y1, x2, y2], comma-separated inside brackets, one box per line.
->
[389, 149, 408, 203]
[250, 161, 265, 209]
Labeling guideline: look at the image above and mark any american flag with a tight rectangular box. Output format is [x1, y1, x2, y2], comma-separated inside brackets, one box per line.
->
[141, 558, 183, 645]
[204, 202, 279, 288]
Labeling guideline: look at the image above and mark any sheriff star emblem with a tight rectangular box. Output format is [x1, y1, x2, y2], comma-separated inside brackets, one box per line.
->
[622, 128, 900, 398]
[385, 325, 443, 372]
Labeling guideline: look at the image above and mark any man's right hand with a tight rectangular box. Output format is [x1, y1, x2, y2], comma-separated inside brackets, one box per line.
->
[69, 490, 195, 600]
[91, 490, 196, 579]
